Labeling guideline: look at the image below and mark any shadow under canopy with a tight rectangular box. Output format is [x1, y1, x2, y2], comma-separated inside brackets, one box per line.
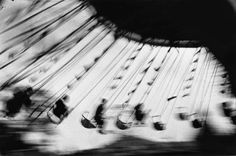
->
[88, 0, 235, 45]
[88, 0, 236, 95]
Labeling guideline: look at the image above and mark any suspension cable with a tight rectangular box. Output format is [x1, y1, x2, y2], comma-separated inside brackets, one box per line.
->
[0, 4, 87, 69]
[0, 0, 68, 34]
[0, 18, 98, 90]
[28, 33, 117, 120]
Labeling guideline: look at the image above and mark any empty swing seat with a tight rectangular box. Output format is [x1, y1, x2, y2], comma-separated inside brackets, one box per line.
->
[81, 117, 96, 129]
[47, 111, 62, 124]
[153, 122, 166, 131]
[81, 112, 96, 129]
[47, 97, 70, 124]
[47, 107, 69, 124]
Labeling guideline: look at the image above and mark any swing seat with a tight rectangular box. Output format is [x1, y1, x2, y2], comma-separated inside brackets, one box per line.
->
[115, 117, 132, 130]
[81, 112, 96, 129]
[110, 85, 117, 89]
[47, 106, 70, 124]
[230, 115, 236, 125]
[47, 111, 62, 124]
[151, 115, 165, 131]
[81, 118, 97, 129]
[223, 108, 232, 117]
[177, 112, 189, 120]
[98, 129, 105, 134]
[191, 119, 203, 128]
[132, 122, 147, 127]
[153, 122, 165, 131]
[221, 102, 233, 117]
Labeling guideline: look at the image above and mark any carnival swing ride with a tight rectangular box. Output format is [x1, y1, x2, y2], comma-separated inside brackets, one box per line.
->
[0, 0, 235, 137]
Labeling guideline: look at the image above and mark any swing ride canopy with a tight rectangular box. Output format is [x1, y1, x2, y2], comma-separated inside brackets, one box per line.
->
[88, 0, 236, 47]
[0, 0, 228, 125]
[0, 0, 235, 153]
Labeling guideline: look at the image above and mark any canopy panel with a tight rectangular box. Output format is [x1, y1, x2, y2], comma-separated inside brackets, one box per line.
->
[88, 0, 236, 47]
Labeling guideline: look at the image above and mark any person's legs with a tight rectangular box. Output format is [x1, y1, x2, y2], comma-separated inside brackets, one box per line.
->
[96, 118, 105, 133]
[140, 113, 147, 124]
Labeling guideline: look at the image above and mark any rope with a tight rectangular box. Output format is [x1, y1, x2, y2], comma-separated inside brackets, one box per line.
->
[138, 47, 172, 105]
[181, 48, 202, 100]
[202, 63, 219, 122]
[84, 43, 139, 111]
[0, 14, 97, 90]
[0, 0, 69, 34]
[28, 33, 117, 121]
[6, 3, 86, 43]
[164, 49, 202, 124]
[104, 44, 145, 98]
[76, 43, 145, 114]
[32, 26, 109, 90]
[121, 46, 161, 107]
[0, 3, 87, 69]
[159, 49, 186, 117]
[189, 52, 212, 114]
[150, 48, 180, 115]
[65, 45, 147, 115]
[103, 50, 151, 115]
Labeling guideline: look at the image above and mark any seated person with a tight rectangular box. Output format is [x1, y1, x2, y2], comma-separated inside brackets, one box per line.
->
[5, 98, 22, 117]
[221, 102, 233, 117]
[134, 103, 147, 124]
[5, 87, 33, 117]
[94, 98, 107, 130]
[22, 87, 33, 108]
[52, 95, 69, 120]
